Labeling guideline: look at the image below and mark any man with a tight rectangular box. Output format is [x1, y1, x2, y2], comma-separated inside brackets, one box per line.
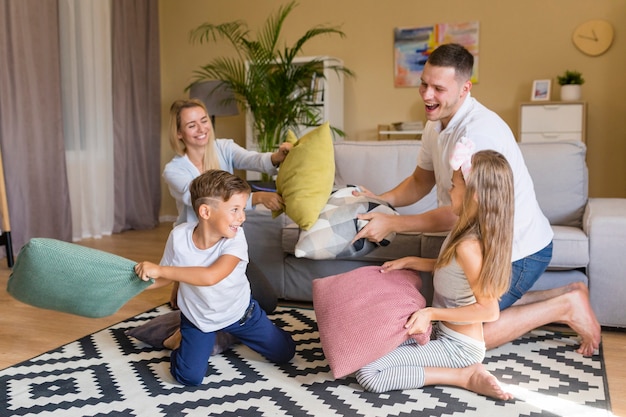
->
[354, 43, 600, 356]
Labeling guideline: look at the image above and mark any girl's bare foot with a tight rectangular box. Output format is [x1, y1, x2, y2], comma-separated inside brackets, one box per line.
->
[464, 363, 514, 401]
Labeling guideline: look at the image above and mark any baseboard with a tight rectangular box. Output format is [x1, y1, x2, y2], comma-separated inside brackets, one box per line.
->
[159, 215, 177, 224]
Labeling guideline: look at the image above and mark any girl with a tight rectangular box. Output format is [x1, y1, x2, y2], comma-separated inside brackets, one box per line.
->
[356, 142, 514, 401]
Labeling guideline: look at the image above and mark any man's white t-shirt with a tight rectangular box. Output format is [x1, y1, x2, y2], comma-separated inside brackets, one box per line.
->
[417, 93, 553, 262]
[160, 222, 251, 332]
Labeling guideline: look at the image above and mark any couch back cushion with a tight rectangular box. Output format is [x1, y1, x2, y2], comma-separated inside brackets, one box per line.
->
[333, 140, 437, 215]
[519, 141, 588, 227]
[334, 140, 588, 227]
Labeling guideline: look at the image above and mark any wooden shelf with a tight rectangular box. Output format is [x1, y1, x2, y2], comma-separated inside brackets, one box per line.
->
[378, 124, 423, 140]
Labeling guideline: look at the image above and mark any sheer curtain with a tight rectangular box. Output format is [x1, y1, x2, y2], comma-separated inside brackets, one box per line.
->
[58, 0, 115, 241]
[0, 0, 159, 258]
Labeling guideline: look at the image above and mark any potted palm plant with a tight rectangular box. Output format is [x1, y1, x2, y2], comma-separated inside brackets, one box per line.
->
[187, 1, 354, 155]
[557, 70, 584, 101]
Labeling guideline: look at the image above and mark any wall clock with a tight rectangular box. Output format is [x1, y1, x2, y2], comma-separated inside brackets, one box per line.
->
[572, 19, 614, 56]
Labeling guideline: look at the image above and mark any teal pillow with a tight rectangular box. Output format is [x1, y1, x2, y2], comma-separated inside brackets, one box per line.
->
[7, 238, 152, 318]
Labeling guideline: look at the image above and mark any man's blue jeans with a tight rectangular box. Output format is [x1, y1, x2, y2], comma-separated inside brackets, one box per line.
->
[499, 241, 553, 310]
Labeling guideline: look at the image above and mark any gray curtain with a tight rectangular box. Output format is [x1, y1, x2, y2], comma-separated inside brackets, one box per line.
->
[0, 0, 161, 256]
[0, 0, 73, 252]
[112, 0, 161, 232]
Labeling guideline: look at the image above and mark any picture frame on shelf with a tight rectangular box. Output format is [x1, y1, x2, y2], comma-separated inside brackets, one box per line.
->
[531, 79, 551, 101]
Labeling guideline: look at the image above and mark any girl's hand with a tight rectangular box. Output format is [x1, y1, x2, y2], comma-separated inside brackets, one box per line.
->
[380, 256, 420, 272]
[134, 261, 160, 281]
[405, 307, 432, 335]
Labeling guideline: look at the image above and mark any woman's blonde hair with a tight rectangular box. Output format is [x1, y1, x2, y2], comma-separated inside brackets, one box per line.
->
[435, 150, 515, 299]
[168, 99, 220, 172]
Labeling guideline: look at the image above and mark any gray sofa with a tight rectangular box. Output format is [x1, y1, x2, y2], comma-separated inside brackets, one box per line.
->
[243, 140, 626, 328]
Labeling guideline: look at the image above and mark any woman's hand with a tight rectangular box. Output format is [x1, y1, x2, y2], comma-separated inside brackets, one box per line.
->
[252, 191, 284, 211]
[271, 142, 293, 166]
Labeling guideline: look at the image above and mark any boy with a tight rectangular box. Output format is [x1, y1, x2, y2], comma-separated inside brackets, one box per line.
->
[135, 170, 295, 386]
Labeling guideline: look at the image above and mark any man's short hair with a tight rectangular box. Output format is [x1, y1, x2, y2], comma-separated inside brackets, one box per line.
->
[427, 43, 474, 81]
[190, 170, 251, 214]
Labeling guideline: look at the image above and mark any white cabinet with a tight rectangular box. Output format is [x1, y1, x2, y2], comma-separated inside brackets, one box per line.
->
[519, 102, 586, 143]
[245, 55, 344, 158]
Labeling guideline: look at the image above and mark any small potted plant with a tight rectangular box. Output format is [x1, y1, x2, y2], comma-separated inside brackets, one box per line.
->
[557, 70, 584, 101]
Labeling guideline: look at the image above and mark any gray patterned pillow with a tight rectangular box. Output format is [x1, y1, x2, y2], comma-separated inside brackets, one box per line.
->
[294, 187, 398, 260]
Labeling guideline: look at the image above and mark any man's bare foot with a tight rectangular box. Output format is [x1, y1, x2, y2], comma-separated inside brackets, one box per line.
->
[561, 283, 601, 356]
[163, 328, 181, 350]
[463, 363, 514, 401]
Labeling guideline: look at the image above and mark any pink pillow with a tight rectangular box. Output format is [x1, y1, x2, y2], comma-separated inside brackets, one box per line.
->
[313, 265, 431, 379]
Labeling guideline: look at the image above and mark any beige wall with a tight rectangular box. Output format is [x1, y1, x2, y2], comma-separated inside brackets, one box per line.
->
[158, 0, 626, 218]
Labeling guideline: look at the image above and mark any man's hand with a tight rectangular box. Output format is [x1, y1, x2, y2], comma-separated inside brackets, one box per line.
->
[351, 212, 395, 244]
[351, 185, 377, 199]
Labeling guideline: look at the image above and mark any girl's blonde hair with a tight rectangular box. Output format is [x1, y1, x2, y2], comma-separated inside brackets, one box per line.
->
[435, 150, 514, 299]
[168, 99, 220, 172]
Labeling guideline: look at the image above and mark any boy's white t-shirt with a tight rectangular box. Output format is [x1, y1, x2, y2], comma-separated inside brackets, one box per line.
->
[160, 222, 251, 332]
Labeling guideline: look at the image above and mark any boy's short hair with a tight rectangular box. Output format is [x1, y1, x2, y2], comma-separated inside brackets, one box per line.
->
[190, 170, 251, 214]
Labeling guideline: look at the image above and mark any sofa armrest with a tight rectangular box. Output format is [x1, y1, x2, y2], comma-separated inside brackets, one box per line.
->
[583, 198, 626, 327]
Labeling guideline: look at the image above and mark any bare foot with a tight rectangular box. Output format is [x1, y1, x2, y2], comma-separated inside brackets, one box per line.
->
[464, 363, 514, 401]
[163, 328, 181, 350]
[561, 283, 601, 356]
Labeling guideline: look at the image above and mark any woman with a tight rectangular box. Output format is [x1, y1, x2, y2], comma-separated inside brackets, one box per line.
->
[164, 98, 291, 227]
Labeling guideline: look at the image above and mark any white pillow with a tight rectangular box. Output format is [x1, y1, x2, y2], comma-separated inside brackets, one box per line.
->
[294, 187, 398, 260]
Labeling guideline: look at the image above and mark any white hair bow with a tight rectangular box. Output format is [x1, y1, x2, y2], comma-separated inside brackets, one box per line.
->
[449, 136, 476, 179]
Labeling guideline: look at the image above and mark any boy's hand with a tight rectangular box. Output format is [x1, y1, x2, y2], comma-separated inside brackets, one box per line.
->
[134, 261, 160, 281]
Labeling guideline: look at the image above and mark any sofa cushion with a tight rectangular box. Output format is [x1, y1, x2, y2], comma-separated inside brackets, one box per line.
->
[294, 187, 398, 260]
[333, 140, 437, 216]
[549, 225, 589, 269]
[519, 141, 587, 228]
[7, 238, 151, 318]
[274, 123, 335, 230]
[313, 265, 431, 379]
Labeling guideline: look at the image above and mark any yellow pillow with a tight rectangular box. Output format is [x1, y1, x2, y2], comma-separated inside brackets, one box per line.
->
[273, 122, 335, 230]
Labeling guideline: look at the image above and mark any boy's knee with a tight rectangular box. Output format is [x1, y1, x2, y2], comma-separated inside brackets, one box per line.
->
[170, 351, 207, 386]
[266, 333, 296, 364]
[171, 366, 205, 386]
[277, 341, 297, 364]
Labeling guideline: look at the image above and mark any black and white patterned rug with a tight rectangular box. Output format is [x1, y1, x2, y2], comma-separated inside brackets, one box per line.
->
[0, 306, 611, 417]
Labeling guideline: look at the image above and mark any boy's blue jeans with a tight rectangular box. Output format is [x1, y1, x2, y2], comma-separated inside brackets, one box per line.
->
[170, 298, 296, 386]
[499, 241, 553, 310]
